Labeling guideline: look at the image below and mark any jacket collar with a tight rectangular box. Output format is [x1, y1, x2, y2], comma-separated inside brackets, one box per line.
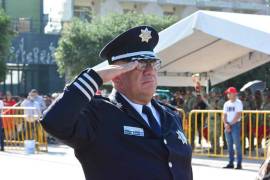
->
[151, 99, 172, 135]
[152, 99, 182, 136]
[109, 89, 163, 137]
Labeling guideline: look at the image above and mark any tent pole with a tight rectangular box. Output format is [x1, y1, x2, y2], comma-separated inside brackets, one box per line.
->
[206, 78, 211, 94]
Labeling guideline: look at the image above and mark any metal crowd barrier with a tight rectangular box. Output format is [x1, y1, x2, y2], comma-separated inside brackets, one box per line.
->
[186, 110, 270, 160]
[1, 106, 48, 152]
[176, 108, 188, 133]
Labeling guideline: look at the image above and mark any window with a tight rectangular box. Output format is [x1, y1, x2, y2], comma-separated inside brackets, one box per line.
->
[12, 18, 31, 33]
[74, 6, 92, 21]
[164, 11, 174, 16]
[123, 9, 135, 14]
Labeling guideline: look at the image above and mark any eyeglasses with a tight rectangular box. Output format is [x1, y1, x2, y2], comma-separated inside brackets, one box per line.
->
[133, 60, 162, 71]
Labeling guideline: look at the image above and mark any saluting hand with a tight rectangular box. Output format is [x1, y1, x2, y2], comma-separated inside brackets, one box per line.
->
[95, 61, 138, 83]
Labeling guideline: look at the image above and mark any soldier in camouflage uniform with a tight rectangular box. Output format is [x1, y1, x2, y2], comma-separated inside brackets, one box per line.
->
[238, 92, 250, 153]
[184, 91, 196, 113]
[259, 93, 270, 148]
[208, 90, 221, 153]
[262, 93, 270, 122]
[184, 90, 198, 149]
[246, 90, 257, 151]
[217, 91, 227, 150]
[244, 90, 263, 151]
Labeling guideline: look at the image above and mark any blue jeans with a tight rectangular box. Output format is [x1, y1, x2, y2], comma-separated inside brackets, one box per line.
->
[225, 122, 242, 165]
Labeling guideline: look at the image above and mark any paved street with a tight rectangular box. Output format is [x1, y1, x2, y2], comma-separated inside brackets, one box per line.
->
[0, 145, 263, 180]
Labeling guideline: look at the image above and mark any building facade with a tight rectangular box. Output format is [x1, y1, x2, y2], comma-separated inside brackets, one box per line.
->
[1, 0, 45, 33]
[1, 0, 269, 95]
[0, 0, 65, 96]
[73, 0, 270, 21]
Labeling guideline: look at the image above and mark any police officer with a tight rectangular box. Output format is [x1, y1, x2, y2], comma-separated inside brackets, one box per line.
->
[41, 26, 193, 180]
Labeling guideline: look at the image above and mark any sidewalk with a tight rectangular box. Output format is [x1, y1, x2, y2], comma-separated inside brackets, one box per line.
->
[0, 145, 263, 180]
[192, 156, 262, 180]
[0, 145, 85, 180]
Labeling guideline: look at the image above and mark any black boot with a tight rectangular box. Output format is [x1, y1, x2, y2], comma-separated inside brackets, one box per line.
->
[235, 163, 242, 170]
[223, 163, 234, 169]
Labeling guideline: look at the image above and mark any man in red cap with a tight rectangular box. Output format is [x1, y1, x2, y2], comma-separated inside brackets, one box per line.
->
[223, 87, 243, 169]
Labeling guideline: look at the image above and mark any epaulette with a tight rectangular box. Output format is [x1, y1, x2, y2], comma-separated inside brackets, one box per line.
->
[157, 100, 178, 112]
[93, 95, 110, 101]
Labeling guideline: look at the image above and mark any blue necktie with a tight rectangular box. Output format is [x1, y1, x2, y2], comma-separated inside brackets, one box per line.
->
[142, 105, 161, 136]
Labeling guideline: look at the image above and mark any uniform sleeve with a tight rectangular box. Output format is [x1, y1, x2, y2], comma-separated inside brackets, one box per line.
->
[41, 68, 103, 148]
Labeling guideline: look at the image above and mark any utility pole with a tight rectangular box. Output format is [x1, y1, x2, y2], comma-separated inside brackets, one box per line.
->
[266, 0, 270, 15]
[1, 0, 6, 11]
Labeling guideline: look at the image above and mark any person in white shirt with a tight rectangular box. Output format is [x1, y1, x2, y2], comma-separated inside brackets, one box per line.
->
[29, 89, 46, 112]
[21, 92, 42, 121]
[223, 87, 243, 169]
[0, 99, 4, 151]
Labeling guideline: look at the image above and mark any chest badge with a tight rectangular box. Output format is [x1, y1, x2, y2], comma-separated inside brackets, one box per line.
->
[176, 130, 187, 144]
[124, 126, 144, 137]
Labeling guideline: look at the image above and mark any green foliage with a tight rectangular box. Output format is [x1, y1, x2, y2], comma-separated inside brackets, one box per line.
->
[0, 9, 13, 82]
[55, 13, 178, 79]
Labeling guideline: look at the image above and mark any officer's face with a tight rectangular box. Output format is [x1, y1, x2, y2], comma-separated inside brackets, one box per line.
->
[114, 61, 158, 104]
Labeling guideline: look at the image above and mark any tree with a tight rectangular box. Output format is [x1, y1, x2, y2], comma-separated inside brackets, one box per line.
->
[55, 13, 178, 80]
[0, 9, 13, 82]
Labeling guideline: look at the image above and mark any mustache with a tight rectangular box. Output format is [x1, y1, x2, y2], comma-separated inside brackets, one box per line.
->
[141, 76, 156, 82]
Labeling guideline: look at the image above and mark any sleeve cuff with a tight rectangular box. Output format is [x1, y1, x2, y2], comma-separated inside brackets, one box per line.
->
[68, 69, 103, 101]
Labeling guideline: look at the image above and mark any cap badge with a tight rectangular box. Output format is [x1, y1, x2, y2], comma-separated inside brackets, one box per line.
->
[139, 28, 152, 43]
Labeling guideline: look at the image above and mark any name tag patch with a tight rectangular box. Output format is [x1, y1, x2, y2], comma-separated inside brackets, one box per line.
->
[124, 126, 144, 137]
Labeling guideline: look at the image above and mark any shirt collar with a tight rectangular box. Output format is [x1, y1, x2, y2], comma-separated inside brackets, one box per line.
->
[119, 93, 152, 115]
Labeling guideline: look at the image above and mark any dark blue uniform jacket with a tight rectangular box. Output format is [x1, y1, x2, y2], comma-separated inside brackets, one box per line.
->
[41, 69, 193, 180]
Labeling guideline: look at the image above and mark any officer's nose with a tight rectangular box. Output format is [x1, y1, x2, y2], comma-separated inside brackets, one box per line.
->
[143, 64, 155, 75]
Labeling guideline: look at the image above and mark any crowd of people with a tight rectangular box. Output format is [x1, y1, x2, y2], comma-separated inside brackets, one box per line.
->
[156, 88, 270, 154]
[0, 87, 270, 152]
[156, 88, 270, 113]
[0, 89, 60, 151]
[2, 87, 270, 118]
[0, 89, 60, 115]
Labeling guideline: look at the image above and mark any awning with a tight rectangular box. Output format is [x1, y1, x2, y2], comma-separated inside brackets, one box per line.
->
[155, 10, 270, 87]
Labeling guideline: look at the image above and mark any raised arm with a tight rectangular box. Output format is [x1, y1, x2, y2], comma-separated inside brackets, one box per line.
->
[41, 62, 138, 148]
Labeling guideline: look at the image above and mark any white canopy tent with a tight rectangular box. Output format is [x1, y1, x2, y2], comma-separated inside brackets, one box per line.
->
[155, 10, 270, 87]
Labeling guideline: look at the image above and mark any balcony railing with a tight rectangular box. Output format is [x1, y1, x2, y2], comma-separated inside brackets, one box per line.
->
[9, 17, 62, 34]
[119, 0, 269, 11]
